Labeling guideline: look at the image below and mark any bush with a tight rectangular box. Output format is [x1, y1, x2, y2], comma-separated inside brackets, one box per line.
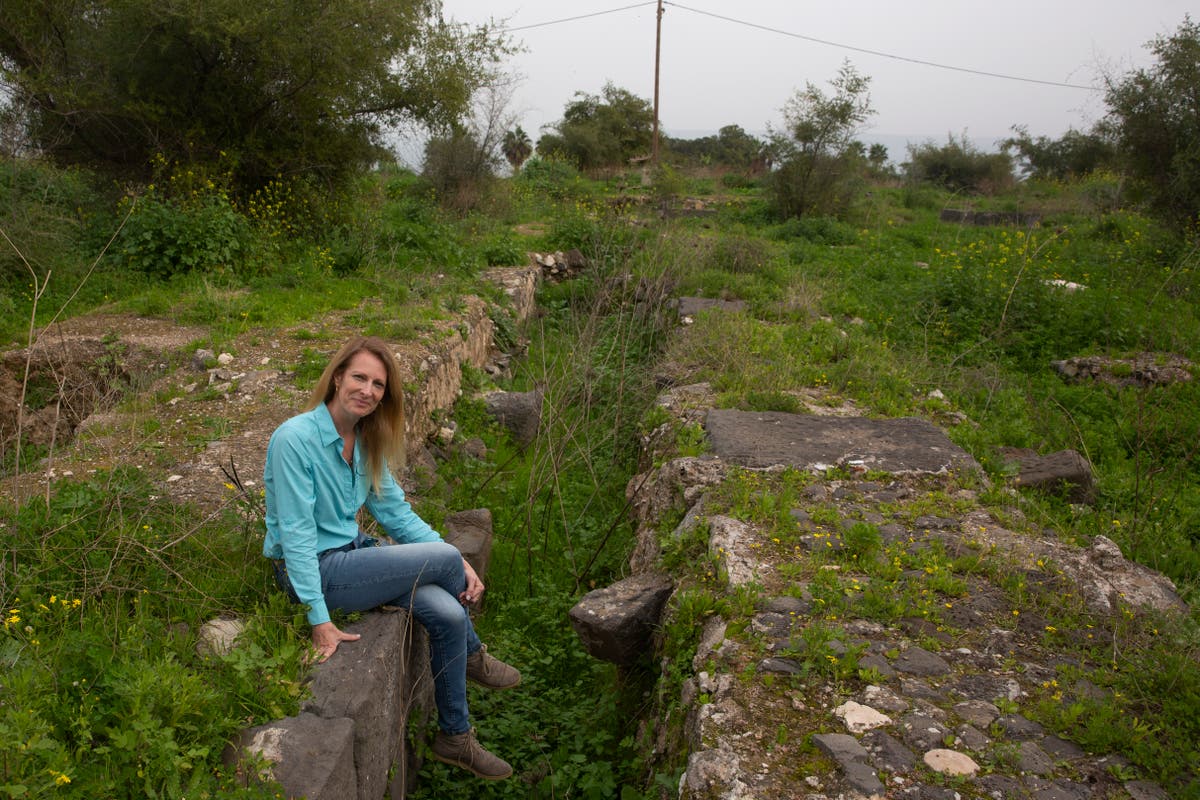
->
[721, 173, 759, 190]
[0, 159, 103, 284]
[375, 195, 466, 270]
[422, 128, 498, 213]
[766, 62, 873, 220]
[906, 134, 1015, 194]
[1105, 17, 1200, 230]
[702, 234, 775, 274]
[768, 216, 858, 246]
[478, 230, 525, 266]
[515, 157, 584, 201]
[116, 194, 252, 279]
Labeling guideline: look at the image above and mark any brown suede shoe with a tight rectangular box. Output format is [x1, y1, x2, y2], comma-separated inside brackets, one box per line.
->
[466, 644, 521, 690]
[431, 728, 513, 780]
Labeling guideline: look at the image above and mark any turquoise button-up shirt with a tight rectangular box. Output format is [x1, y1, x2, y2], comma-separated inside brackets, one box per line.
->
[263, 403, 440, 625]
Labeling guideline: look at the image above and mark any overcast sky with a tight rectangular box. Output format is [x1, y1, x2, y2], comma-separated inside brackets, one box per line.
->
[440, 0, 1193, 153]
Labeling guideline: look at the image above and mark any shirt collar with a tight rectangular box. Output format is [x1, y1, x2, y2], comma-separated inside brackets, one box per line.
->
[313, 402, 346, 449]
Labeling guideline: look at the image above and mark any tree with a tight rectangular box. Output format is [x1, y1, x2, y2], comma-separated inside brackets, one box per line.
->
[1104, 16, 1200, 229]
[768, 62, 874, 219]
[867, 143, 889, 169]
[536, 83, 654, 170]
[713, 125, 764, 168]
[662, 125, 763, 169]
[423, 78, 517, 211]
[502, 127, 533, 172]
[1002, 125, 1116, 180]
[0, 0, 509, 193]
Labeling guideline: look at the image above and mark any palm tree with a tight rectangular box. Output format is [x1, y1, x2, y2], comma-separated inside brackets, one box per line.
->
[501, 126, 532, 172]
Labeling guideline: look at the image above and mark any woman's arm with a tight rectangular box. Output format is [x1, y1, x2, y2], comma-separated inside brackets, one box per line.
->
[365, 466, 442, 544]
[267, 423, 365, 660]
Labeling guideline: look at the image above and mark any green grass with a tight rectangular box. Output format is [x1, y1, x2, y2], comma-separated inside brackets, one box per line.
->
[1, 467, 297, 798]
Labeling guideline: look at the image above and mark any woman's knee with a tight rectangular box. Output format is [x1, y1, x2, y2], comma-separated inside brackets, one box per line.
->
[411, 585, 468, 637]
[430, 540, 465, 567]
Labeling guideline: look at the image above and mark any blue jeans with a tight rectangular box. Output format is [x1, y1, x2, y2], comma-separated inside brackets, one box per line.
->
[291, 535, 481, 734]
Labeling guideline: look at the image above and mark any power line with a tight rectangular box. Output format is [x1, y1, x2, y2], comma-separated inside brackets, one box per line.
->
[666, 2, 1098, 91]
[500, 2, 657, 33]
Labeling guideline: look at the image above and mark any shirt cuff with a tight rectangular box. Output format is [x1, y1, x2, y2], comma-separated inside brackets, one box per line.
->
[306, 599, 331, 627]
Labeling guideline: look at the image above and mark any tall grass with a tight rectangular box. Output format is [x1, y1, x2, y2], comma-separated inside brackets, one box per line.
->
[1, 467, 300, 798]
[409, 208, 675, 797]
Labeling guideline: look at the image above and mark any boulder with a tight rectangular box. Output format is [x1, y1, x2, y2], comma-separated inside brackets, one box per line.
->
[569, 573, 675, 667]
[443, 508, 493, 581]
[676, 297, 749, 320]
[197, 617, 244, 657]
[301, 611, 428, 800]
[224, 713, 357, 800]
[483, 389, 543, 447]
[999, 447, 1095, 504]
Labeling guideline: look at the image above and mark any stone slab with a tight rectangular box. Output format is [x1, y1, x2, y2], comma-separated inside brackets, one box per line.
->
[443, 508, 493, 581]
[704, 410, 979, 475]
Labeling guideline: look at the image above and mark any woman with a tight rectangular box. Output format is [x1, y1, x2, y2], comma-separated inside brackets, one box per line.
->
[263, 335, 519, 781]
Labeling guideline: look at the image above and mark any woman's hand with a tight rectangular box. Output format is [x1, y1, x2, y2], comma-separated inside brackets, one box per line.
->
[310, 621, 361, 663]
[459, 558, 484, 607]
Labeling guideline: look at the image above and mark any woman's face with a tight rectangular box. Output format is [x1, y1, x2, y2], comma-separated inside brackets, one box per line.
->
[330, 350, 388, 424]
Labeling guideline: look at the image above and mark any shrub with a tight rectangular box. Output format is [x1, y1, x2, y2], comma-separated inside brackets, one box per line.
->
[478, 230, 525, 266]
[375, 194, 466, 270]
[0, 159, 103, 285]
[721, 173, 758, 190]
[702, 234, 774, 274]
[1104, 17, 1200, 230]
[906, 134, 1015, 194]
[768, 216, 858, 246]
[116, 194, 252, 279]
[1002, 125, 1117, 180]
[515, 156, 584, 201]
[422, 128, 498, 213]
[766, 62, 874, 220]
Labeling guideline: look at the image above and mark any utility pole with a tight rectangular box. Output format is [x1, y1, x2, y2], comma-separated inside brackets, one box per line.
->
[651, 0, 663, 168]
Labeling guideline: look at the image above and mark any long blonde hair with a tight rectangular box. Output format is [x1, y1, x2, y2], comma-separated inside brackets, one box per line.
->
[309, 336, 406, 493]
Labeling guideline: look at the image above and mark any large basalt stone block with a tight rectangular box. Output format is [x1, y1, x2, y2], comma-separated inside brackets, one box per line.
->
[225, 712, 357, 800]
[999, 447, 1095, 504]
[483, 390, 543, 447]
[302, 611, 409, 800]
[704, 410, 980, 475]
[443, 508, 493, 581]
[569, 573, 674, 667]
